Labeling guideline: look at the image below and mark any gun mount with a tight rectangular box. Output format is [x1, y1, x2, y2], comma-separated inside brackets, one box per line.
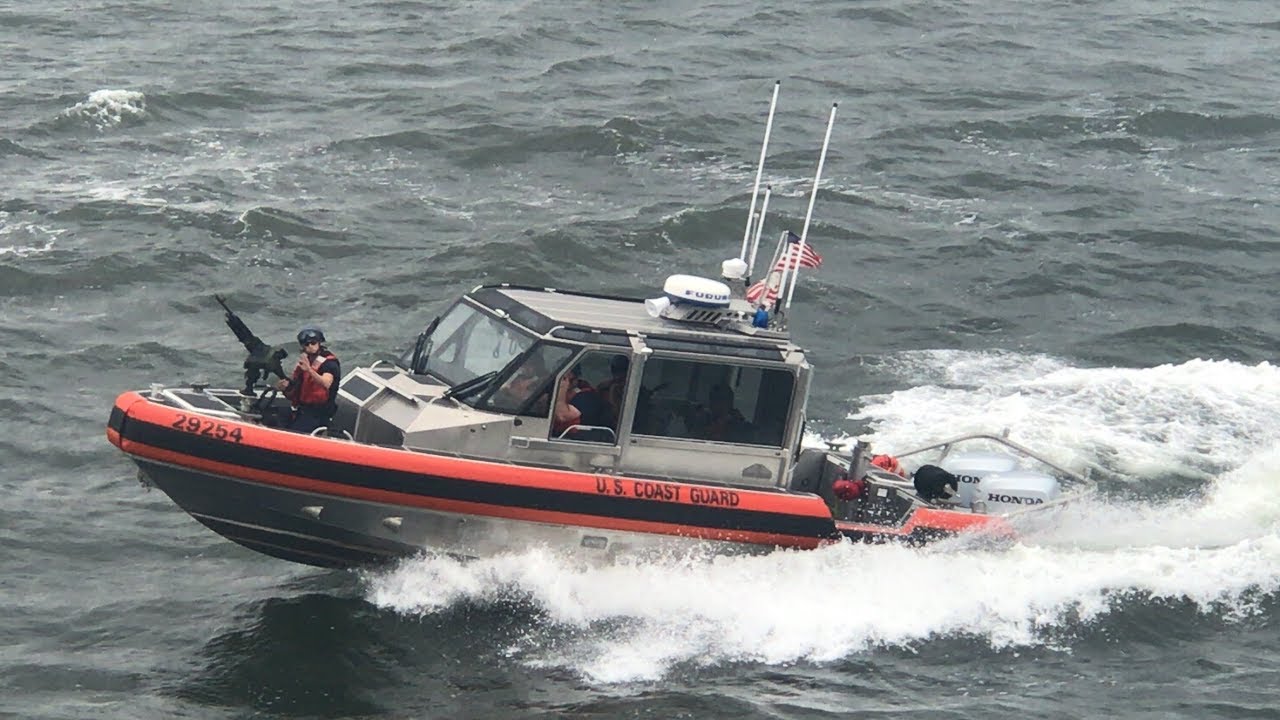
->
[215, 294, 289, 396]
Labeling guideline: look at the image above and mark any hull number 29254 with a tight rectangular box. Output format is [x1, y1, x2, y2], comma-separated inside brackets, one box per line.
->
[170, 414, 245, 443]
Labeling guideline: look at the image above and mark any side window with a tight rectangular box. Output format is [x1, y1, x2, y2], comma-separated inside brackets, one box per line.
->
[478, 343, 575, 416]
[549, 350, 631, 444]
[631, 357, 794, 447]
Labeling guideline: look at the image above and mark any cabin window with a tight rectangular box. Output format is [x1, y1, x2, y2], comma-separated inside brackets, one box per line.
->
[408, 301, 535, 387]
[477, 342, 575, 417]
[539, 350, 630, 444]
[630, 357, 794, 447]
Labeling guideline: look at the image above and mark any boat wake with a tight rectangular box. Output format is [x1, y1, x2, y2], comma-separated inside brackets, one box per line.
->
[364, 528, 1280, 683]
[852, 350, 1280, 486]
[362, 352, 1280, 683]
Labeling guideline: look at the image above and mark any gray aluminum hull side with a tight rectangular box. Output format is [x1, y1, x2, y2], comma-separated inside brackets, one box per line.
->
[134, 458, 757, 569]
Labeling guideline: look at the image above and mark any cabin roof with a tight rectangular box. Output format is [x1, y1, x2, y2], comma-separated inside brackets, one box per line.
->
[468, 285, 802, 359]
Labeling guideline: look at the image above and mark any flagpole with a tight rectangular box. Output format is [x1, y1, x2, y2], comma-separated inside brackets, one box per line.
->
[773, 230, 793, 308]
[784, 102, 837, 311]
[739, 81, 780, 263]
[746, 185, 772, 276]
[747, 231, 786, 306]
[765, 230, 785, 274]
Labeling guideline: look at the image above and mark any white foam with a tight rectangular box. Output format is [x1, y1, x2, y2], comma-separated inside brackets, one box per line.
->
[62, 89, 147, 129]
[0, 238, 56, 258]
[366, 530, 1280, 683]
[0, 212, 64, 257]
[854, 351, 1280, 480]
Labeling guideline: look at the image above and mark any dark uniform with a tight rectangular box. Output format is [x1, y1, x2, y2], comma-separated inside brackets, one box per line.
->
[283, 326, 341, 434]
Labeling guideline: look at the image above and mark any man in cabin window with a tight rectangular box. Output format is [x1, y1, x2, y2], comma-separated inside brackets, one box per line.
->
[494, 359, 550, 413]
[594, 354, 629, 429]
[690, 384, 749, 443]
[552, 364, 609, 440]
[275, 326, 340, 434]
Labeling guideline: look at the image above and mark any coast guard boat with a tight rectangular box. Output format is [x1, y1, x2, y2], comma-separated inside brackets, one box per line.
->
[106, 88, 1092, 568]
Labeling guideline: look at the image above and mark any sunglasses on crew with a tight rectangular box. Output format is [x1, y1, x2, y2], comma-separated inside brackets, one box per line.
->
[300, 339, 321, 347]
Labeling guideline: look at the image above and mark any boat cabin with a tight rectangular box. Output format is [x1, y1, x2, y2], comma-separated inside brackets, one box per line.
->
[333, 284, 812, 489]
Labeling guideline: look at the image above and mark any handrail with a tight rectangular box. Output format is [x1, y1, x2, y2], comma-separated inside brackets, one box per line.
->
[555, 424, 618, 443]
[310, 426, 354, 440]
[890, 431, 1092, 487]
[156, 390, 245, 421]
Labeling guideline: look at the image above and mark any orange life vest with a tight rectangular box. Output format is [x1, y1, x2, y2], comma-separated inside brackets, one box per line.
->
[285, 350, 337, 409]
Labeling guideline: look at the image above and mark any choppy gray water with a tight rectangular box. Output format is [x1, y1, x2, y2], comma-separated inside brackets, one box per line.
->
[4, 1, 1280, 718]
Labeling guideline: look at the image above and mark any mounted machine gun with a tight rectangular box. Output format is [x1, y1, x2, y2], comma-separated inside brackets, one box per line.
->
[214, 294, 289, 398]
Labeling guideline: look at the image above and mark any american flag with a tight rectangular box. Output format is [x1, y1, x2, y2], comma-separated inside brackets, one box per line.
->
[773, 230, 823, 270]
[746, 232, 823, 305]
[745, 270, 782, 304]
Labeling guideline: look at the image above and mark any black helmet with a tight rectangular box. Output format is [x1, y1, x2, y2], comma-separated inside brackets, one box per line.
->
[297, 326, 325, 345]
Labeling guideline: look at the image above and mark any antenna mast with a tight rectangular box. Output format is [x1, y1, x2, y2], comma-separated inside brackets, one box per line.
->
[783, 102, 837, 311]
[739, 81, 780, 264]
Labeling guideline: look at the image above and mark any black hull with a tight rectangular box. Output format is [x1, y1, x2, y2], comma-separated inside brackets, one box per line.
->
[140, 459, 422, 568]
[133, 456, 771, 569]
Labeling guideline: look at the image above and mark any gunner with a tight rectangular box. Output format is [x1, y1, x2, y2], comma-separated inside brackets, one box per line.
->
[275, 326, 340, 434]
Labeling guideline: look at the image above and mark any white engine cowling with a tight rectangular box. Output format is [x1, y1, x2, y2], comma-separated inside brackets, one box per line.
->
[940, 450, 1018, 506]
[978, 469, 1060, 513]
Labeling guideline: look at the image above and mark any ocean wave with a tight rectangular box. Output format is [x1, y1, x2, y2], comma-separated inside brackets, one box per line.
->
[326, 129, 448, 153]
[1131, 108, 1280, 141]
[0, 244, 228, 298]
[235, 206, 349, 242]
[0, 215, 62, 259]
[49, 89, 149, 133]
[0, 138, 51, 159]
[454, 118, 658, 167]
[177, 593, 398, 716]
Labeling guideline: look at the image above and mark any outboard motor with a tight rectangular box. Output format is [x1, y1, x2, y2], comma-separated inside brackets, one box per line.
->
[939, 450, 1018, 507]
[978, 469, 1060, 513]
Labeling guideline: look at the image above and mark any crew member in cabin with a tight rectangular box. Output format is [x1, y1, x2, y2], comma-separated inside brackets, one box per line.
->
[275, 325, 340, 434]
[594, 354, 629, 429]
[552, 364, 609, 440]
[496, 359, 551, 413]
[690, 384, 750, 443]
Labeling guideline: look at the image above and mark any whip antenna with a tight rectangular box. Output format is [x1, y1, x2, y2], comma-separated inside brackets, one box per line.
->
[746, 185, 772, 276]
[784, 102, 837, 311]
[739, 81, 780, 263]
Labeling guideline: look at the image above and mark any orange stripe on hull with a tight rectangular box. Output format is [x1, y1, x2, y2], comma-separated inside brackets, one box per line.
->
[113, 391, 832, 519]
[836, 506, 1014, 538]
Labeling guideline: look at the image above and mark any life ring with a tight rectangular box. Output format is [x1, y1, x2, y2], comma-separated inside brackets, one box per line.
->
[871, 454, 906, 478]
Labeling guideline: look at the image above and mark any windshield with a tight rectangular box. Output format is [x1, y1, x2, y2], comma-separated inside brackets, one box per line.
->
[399, 300, 536, 387]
